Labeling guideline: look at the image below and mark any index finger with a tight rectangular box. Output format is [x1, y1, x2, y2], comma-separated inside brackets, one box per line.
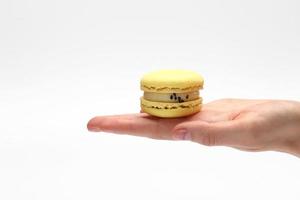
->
[87, 113, 184, 140]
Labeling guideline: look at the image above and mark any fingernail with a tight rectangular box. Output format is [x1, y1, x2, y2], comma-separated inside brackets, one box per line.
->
[88, 126, 101, 132]
[173, 129, 191, 140]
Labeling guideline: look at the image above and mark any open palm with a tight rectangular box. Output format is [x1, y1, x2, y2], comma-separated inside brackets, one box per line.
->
[87, 99, 300, 156]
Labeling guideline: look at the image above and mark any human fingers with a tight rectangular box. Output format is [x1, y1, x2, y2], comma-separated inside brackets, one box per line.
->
[87, 113, 183, 140]
[172, 120, 248, 146]
[87, 109, 241, 141]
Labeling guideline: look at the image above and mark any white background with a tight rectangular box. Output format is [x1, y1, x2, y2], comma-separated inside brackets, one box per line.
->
[1, 0, 300, 199]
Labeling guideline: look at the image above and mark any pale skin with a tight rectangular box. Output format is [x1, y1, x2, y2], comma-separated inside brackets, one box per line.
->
[87, 99, 300, 157]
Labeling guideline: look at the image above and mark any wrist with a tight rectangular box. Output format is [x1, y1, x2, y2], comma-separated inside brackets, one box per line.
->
[279, 101, 300, 157]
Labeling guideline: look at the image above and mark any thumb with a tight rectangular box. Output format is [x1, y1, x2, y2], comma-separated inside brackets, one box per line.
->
[172, 120, 244, 146]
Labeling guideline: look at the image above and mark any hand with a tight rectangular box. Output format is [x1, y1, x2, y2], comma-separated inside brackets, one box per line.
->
[87, 99, 300, 157]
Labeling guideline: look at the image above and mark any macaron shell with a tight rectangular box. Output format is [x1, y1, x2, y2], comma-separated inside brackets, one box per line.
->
[141, 69, 204, 93]
[140, 97, 202, 118]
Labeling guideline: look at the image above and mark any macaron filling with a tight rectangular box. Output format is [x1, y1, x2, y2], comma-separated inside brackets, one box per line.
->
[144, 91, 199, 103]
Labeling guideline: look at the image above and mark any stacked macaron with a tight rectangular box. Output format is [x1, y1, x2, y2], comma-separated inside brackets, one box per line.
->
[140, 69, 204, 118]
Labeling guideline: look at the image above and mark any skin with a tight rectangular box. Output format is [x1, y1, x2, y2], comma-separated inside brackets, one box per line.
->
[87, 99, 300, 157]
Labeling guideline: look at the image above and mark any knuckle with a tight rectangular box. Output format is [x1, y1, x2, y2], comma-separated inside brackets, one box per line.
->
[192, 125, 216, 146]
[148, 118, 165, 140]
[202, 132, 216, 146]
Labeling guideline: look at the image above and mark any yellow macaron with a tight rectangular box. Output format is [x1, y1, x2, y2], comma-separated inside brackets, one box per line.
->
[140, 69, 204, 118]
